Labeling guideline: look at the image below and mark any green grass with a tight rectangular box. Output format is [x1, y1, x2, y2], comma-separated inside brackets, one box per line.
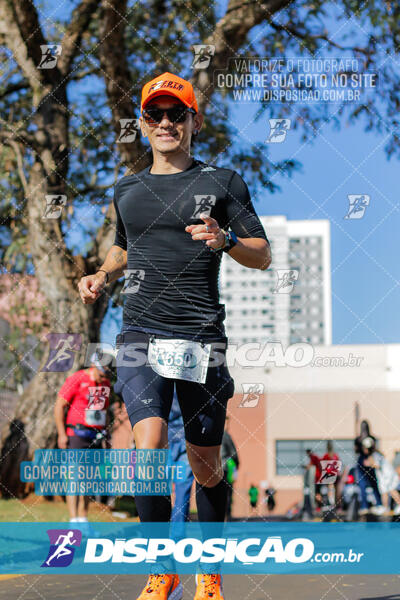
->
[0, 495, 139, 522]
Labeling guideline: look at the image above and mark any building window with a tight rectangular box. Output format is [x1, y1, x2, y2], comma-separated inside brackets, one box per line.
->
[275, 439, 356, 476]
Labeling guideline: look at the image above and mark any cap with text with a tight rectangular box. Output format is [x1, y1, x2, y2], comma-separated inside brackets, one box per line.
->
[141, 72, 198, 113]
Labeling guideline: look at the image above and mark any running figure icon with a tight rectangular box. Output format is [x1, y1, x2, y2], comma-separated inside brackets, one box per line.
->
[45, 531, 77, 566]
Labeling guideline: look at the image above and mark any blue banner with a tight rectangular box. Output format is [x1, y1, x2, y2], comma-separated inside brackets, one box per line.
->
[1, 522, 399, 574]
[20, 450, 185, 496]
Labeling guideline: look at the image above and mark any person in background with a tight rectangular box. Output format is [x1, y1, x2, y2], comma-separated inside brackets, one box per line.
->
[322, 440, 339, 462]
[221, 415, 240, 520]
[169, 388, 194, 523]
[248, 484, 259, 515]
[368, 448, 400, 515]
[355, 420, 377, 455]
[306, 449, 322, 507]
[322, 440, 342, 508]
[356, 434, 385, 516]
[264, 485, 276, 513]
[54, 353, 111, 523]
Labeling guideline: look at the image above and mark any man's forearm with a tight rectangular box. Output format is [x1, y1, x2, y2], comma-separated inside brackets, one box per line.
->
[98, 245, 127, 283]
[227, 237, 271, 270]
[54, 400, 67, 435]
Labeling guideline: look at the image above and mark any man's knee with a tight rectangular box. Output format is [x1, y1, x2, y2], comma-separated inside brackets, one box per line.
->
[187, 444, 222, 486]
[133, 417, 168, 449]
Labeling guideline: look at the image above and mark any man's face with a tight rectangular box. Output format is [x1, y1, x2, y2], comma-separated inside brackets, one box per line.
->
[140, 95, 201, 154]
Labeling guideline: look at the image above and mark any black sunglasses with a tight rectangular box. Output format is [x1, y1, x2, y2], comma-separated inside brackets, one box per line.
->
[142, 106, 196, 125]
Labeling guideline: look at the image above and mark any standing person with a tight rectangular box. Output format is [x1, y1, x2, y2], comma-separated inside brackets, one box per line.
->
[264, 485, 276, 513]
[221, 415, 240, 521]
[369, 449, 400, 515]
[306, 449, 322, 507]
[354, 421, 384, 516]
[321, 440, 341, 508]
[248, 484, 259, 515]
[77, 71, 271, 600]
[54, 353, 111, 524]
[358, 435, 385, 516]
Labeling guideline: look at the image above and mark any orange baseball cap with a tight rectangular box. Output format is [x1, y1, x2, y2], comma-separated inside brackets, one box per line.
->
[141, 72, 198, 113]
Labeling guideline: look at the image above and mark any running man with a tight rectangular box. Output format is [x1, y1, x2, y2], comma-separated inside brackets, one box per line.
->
[45, 531, 76, 566]
[78, 71, 271, 600]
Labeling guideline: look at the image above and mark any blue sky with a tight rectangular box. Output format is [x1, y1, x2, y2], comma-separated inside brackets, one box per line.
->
[36, 1, 400, 347]
[228, 103, 400, 346]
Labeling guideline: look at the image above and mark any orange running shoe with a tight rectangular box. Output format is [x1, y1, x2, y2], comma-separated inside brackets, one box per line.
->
[194, 574, 224, 599]
[137, 574, 182, 600]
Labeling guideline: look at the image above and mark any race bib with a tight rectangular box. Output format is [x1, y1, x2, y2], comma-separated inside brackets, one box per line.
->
[85, 409, 106, 426]
[147, 338, 211, 383]
[85, 385, 109, 427]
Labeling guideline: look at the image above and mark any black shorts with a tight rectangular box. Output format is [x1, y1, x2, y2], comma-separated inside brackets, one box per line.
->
[67, 435, 99, 450]
[114, 329, 235, 447]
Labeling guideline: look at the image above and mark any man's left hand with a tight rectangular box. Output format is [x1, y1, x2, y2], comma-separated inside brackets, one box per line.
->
[185, 214, 226, 250]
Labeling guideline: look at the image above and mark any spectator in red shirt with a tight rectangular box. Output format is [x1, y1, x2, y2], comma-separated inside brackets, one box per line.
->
[306, 449, 323, 507]
[322, 440, 342, 507]
[306, 449, 322, 481]
[322, 440, 339, 462]
[54, 353, 111, 523]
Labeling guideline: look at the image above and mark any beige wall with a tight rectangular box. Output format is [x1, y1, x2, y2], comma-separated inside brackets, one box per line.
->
[266, 390, 400, 513]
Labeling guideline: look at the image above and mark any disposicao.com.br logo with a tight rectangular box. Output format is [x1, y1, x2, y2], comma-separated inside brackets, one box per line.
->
[83, 536, 363, 566]
[41, 529, 82, 568]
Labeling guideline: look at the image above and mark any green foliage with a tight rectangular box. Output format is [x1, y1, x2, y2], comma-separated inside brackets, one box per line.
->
[1, 0, 400, 273]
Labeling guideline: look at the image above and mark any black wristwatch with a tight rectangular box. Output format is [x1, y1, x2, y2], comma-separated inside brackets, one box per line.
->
[222, 230, 238, 253]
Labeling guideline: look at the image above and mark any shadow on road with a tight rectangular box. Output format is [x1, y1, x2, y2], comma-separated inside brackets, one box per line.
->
[359, 596, 400, 599]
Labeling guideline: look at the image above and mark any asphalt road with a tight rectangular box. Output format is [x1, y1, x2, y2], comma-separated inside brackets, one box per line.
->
[1, 574, 399, 600]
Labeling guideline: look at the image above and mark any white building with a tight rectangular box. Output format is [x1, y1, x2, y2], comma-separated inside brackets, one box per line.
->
[220, 215, 332, 347]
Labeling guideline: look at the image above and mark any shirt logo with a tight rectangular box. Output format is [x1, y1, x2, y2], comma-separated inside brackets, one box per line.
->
[191, 195, 216, 219]
[141, 398, 153, 405]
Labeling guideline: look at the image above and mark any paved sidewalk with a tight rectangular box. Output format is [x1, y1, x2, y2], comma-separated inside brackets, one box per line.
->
[1, 574, 399, 599]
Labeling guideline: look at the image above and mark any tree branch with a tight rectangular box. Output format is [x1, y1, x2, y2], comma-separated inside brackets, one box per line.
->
[0, 80, 29, 99]
[191, 0, 293, 112]
[8, 140, 29, 195]
[58, 0, 99, 77]
[269, 21, 372, 55]
[98, 0, 150, 175]
[0, 0, 56, 94]
[0, 126, 41, 152]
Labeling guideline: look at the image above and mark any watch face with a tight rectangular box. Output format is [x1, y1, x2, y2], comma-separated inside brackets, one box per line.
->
[223, 231, 237, 251]
[230, 231, 238, 244]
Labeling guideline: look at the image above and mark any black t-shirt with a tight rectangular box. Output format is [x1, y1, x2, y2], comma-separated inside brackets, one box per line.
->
[113, 158, 268, 339]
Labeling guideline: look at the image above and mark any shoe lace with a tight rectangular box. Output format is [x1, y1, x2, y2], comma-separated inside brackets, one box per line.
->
[146, 574, 167, 593]
[201, 574, 219, 597]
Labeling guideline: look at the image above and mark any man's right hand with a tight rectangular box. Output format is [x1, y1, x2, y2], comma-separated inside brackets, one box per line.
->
[58, 433, 68, 449]
[78, 272, 107, 304]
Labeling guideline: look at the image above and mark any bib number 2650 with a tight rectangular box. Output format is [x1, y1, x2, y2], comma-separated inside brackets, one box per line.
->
[148, 338, 211, 384]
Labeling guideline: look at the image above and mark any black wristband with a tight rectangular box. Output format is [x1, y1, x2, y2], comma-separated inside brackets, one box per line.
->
[97, 269, 109, 284]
